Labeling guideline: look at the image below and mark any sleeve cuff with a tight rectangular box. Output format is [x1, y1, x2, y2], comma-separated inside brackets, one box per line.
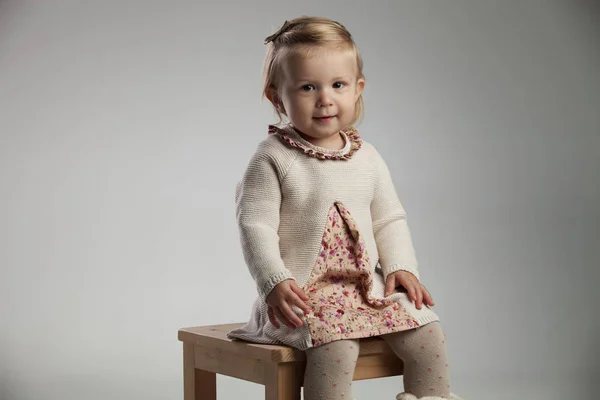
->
[258, 270, 295, 300]
[383, 263, 420, 282]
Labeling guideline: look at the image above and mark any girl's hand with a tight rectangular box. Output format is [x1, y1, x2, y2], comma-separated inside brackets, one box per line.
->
[266, 279, 311, 329]
[384, 270, 435, 310]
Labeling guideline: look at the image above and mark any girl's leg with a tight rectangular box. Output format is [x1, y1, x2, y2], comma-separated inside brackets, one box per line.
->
[382, 322, 451, 399]
[304, 339, 360, 400]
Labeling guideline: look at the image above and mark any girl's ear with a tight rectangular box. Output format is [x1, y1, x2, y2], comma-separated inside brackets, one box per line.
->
[355, 78, 365, 101]
[266, 86, 286, 115]
[265, 86, 280, 106]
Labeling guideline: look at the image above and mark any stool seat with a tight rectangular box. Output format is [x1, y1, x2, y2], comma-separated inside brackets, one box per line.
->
[178, 323, 404, 400]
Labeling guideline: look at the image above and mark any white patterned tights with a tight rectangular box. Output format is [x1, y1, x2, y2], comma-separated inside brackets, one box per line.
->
[303, 322, 451, 400]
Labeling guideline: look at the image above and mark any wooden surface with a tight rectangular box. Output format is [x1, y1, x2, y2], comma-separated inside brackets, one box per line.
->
[184, 343, 216, 400]
[193, 343, 266, 384]
[264, 363, 303, 400]
[178, 323, 400, 364]
[179, 322, 404, 398]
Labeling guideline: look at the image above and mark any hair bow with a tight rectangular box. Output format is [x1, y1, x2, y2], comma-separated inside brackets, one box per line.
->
[264, 20, 293, 44]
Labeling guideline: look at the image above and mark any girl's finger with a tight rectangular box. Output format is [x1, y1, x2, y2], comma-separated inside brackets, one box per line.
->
[385, 275, 396, 296]
[280, 302, 303, 328]
[406, 284, 417, 304]
[415, 285, 423, 310]
[421, 285, 435, 306]
[274, 306, 295, 329]
[291, 283, 309, 301]
[267, 306, 280, 328]
[290, 293, 311, 316]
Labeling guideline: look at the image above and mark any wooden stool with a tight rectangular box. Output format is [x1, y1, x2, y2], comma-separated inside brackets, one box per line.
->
[178, 323, 404, 400]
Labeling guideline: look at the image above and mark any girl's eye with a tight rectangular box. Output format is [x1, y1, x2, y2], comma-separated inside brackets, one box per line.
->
[301, 84, 315, 91]
[333, 82, 346, 89]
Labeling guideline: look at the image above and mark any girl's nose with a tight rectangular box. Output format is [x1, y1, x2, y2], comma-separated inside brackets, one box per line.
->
[317, 89, 333, 107]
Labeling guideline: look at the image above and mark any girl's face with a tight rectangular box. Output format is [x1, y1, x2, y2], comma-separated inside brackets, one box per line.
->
[275, 47, 365, 144]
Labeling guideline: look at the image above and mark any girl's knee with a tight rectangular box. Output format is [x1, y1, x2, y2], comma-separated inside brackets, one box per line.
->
[382, 322, 447, 359]
[306, 339, 360, 362]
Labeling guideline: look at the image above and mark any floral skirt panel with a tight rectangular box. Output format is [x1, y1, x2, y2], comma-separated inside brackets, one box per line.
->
[302, 202, 420, 347]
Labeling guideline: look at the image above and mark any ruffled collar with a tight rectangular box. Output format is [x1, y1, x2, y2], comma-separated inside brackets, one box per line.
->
[268, 124, 362, 160]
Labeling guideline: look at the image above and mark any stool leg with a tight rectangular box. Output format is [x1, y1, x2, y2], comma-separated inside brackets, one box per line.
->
[184, 343, 216, 400]
[265, 363, 302, 400]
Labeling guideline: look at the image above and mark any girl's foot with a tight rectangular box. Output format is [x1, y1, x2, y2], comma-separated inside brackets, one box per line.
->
[396, 392, 465, 400]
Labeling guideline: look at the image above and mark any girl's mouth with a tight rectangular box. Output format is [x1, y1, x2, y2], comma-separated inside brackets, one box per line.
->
[314, 116, 335, 122]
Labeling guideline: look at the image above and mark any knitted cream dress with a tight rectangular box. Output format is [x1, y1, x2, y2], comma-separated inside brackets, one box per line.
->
[228, 125, 439, 350]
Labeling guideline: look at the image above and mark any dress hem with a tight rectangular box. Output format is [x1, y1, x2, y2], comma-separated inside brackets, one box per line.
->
[226, 313, 440, 352]
[308, 317, 438, 348]
[227, 331, 313, 350]
[413, 313, 440, 326]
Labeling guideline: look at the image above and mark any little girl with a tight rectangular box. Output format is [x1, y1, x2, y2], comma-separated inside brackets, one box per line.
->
[228, 16, 465, 400]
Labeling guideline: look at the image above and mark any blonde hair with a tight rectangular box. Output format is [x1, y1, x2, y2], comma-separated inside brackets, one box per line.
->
[262, 16, 365, 126]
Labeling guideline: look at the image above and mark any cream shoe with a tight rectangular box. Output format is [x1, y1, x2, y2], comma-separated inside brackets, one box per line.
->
[396, 392, 465, 400]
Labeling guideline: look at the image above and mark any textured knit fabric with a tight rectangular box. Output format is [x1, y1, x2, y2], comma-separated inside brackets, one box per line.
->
[303, 321, 449, 400]
[304, 202, 420, 346]
[382, 322, 451, 398]
[227, 124, 439, 350]
[304, 338, 360, 400]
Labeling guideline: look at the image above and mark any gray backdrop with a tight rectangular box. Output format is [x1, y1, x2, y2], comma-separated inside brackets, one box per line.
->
[1, 1, 598, 400]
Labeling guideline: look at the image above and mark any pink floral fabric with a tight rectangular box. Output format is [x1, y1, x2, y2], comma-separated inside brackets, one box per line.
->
[268, 124, 362, 160]
[303, 202, 420, 347]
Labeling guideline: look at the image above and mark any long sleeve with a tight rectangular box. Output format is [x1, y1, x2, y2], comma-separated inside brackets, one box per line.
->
[235, 144, 295, 300]
[369, 146, 420, 282]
